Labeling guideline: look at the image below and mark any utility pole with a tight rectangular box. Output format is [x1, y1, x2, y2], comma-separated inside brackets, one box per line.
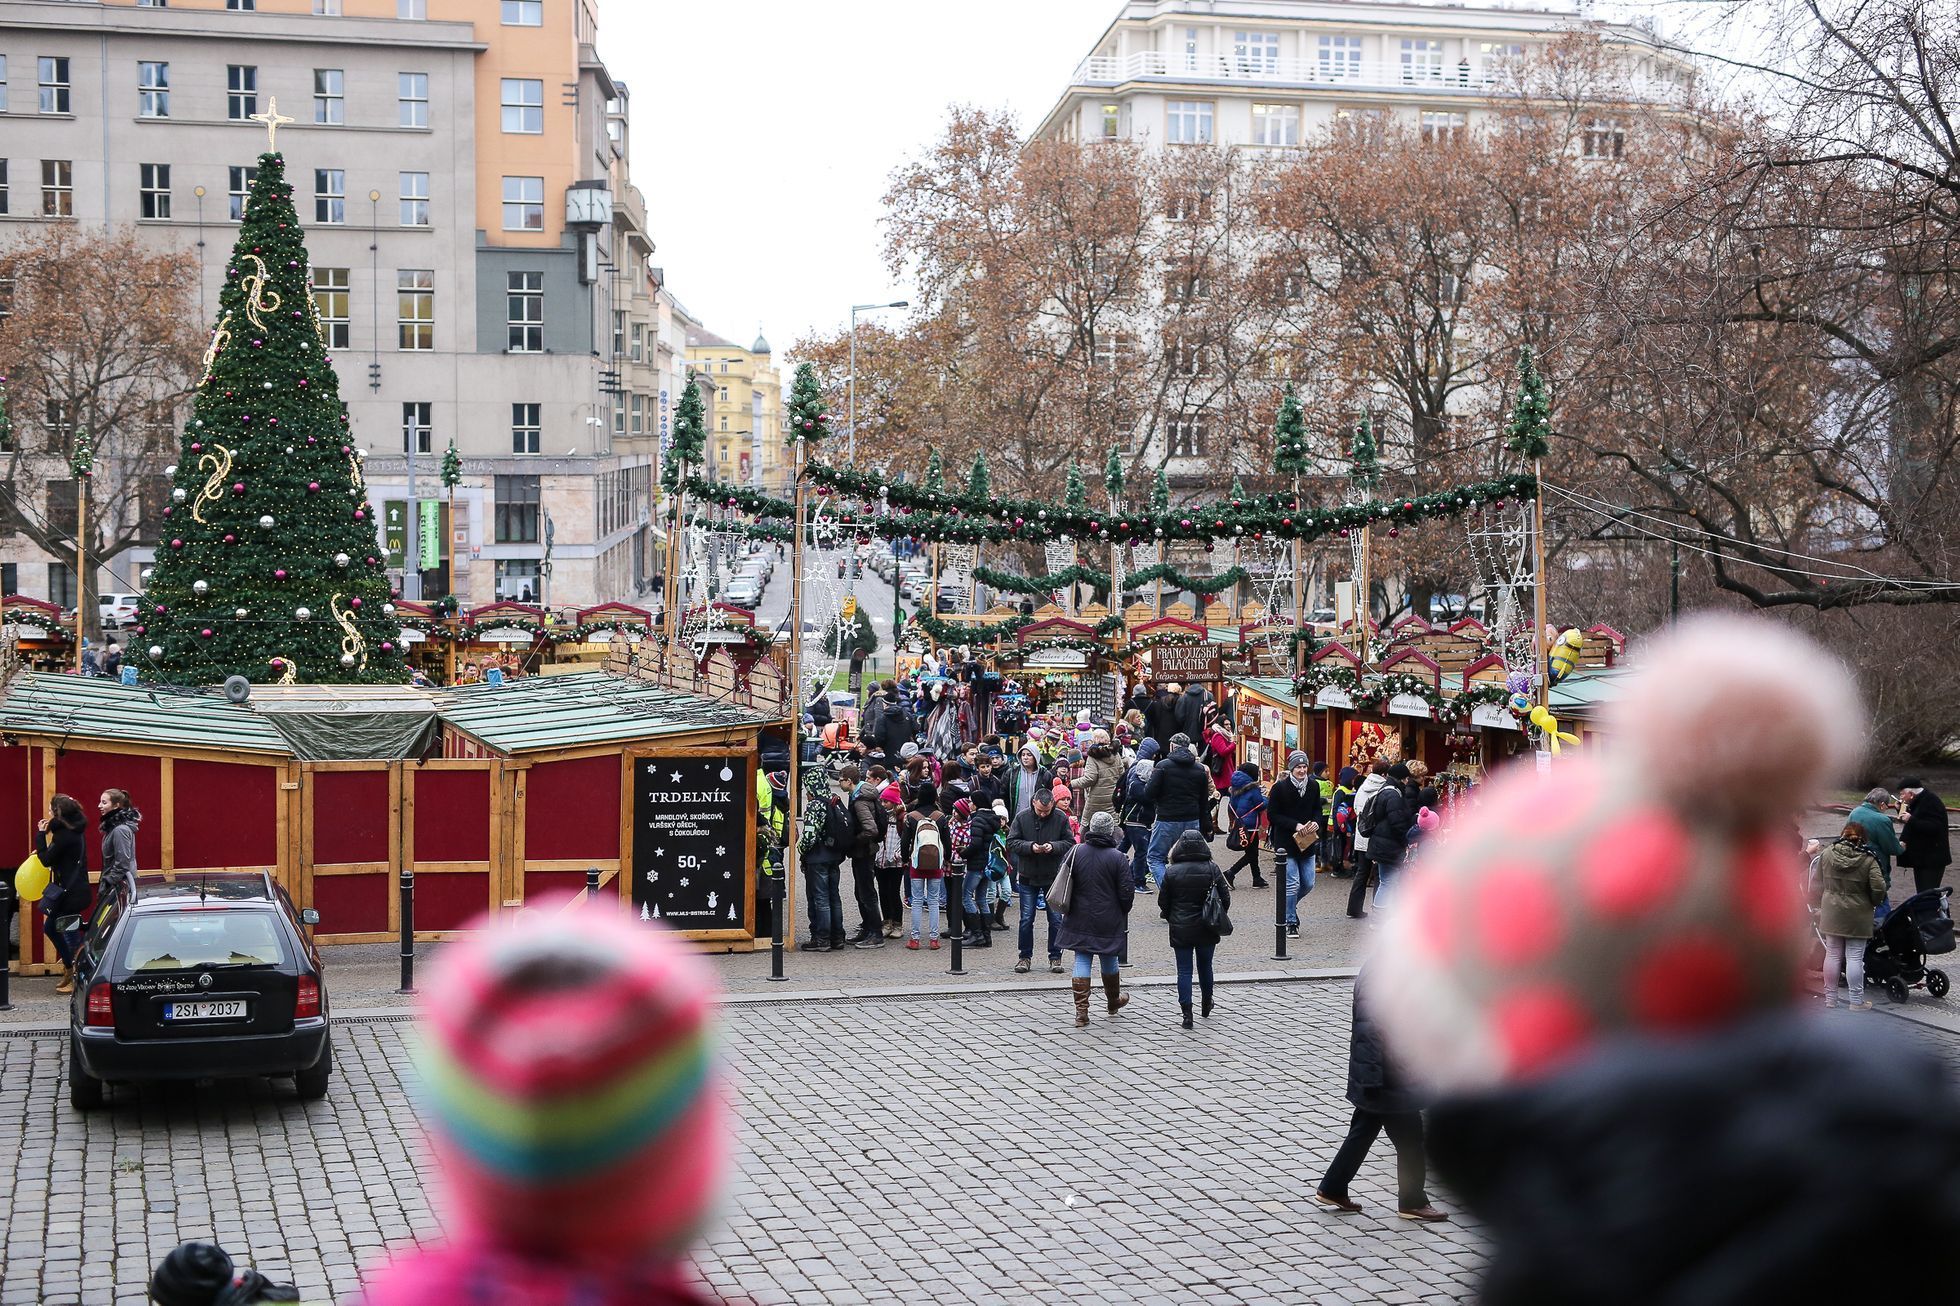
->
[785, 432, 807, 949]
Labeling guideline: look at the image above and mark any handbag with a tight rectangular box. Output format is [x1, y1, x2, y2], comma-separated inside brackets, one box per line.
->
[1226, 825, 1244, 851]
[1046, 845, 1080, 915]
[1201, 872, 1233, 936]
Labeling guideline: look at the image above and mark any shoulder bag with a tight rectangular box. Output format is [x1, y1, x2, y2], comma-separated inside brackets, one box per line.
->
[1046, 844, 1081, 915]
[1201, 871, 1233, 936]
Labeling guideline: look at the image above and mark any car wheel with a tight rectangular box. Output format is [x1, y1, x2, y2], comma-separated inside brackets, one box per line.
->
[68, 1040, 103, 1111]
[294, 1041, 333, 1100]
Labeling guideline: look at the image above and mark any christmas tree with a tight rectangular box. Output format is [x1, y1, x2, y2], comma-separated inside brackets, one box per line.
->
[440, 439, 462, 493]
[923, 449, 944, 493]
[1064, 461, 1087, 512]
[1505, 346, 1552, 460]
[1349, 416, 1381, 491]
[662, 376, 705, 492]
[1103, 447, 1124, 504]
[137, 140, 404, 685]
[783, 362, 832, 446]
[1151, 466, 1170, 514]
[967, 453, 990, 503]
[1272, 383, 1310, 476]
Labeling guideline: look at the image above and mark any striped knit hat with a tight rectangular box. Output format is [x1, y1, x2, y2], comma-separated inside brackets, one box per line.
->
[1368, 615, 1863, 1092]
[416, 904, 725, 1260]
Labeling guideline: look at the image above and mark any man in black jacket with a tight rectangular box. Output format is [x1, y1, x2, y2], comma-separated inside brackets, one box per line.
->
[876, 683, 918, 760]
[1268, 750, 1325, 937]
[1006, 788, 1075, 974]
[1143, 733, 1214, 887]
[1145, 686, 1180, 751]
[1174, 682, 1209, 743]
[1361, 763, 1415, 915]
[802, 775, 854, 951]
[1315, 969, 1446, 1221]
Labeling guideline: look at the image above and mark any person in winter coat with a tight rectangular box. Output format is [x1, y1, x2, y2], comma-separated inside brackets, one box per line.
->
[97, 788, 142, 904]
[1314, 968, 1446, 1221]
[1346, 762, 1390, 917]
[1329, 766, 1358, 875]
[842, 769, 887, 949]
[1366, 764, 1417, 910]
[1159, 827, 1230, 1028]
[875, 685, 918, 761]
[1267, 752, 1324, 936]
[1174, 682, 1208, 743]
[1222, 764, 1269, 889]
[1006, 788, 1075, 974]
[871, 785, 909, 940]
[1118, 738, 1161, 890]
[801, 776, 854, 951]
[1005, 746, 1051, 820]
[1846, 788, 1905, 889]
[1144, 733, 1215, 887]
[1145, 687, 1180, 752]
[36, 793, 91, 992]
[953, 797, 999, 949]
[1897, 777, 1952, 896]
[1814, 823, 1889, 1010]
[1055, 812, 1137, 1027]
[1076, 732, 1125, 828]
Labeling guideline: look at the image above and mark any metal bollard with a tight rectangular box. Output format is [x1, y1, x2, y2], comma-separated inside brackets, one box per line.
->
[586, 865, 602, 903]
[0, 891, 14, 1011]
[396, 866, 416, 995]
[1273, 852, 1289, 961]
[766, 852, 787, 983]
[946, 874, 966, 977]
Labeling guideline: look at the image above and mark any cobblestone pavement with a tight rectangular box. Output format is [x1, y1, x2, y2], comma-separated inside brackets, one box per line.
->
[7, 979, 1958, 1305]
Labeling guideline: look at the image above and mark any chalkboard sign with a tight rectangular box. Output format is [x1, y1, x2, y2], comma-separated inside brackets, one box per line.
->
[631, 753, 753, 933]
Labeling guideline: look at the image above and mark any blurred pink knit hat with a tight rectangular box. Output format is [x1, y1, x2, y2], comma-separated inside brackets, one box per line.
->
[1368, 615, 1862, 1091]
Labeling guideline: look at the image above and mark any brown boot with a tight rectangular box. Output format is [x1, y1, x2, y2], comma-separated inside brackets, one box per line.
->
[1101, 971, 1129, 1017]
[54, 966, 75, 996]
[1071, 977, 1091, 1027]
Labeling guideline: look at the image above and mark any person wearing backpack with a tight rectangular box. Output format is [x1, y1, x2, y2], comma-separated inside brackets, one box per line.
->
[1347, 761, 1390, 919]
[952, 797, 997, 949]
[1159, 827, 1231, 1028]
[845, 768, 888, 948]
[802, 774, 855, 951]
[1119, 738, 1161, 891]
[907, 797, 951, 950]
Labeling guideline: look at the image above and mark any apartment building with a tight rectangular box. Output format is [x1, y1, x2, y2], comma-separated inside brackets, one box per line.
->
[0, 0, 680, 610]
[1036, 0, 1695, 149]
[685, 328, 784, 496]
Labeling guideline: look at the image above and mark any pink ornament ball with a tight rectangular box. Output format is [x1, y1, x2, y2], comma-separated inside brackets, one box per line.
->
[307, 482, 320, 492]
[275, 569, 288, 579]
[354, 510, 366, 520]
[154, 605, 166, 614]
[200, 629, 213, 638]
[232, 482, 245, 494]
[381, 642, 394, 652]
[351, 598, 362, 609]
[307, 436, 317, 445]
[169, 539, 184, 550]
[162, 507, 173, 518]
[224, 533, 236, 544]
[190, 442, 203, 451]
[134, 626, 145, 636]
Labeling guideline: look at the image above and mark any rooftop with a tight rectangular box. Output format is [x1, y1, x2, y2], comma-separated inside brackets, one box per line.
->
[438, 671, 773, 755]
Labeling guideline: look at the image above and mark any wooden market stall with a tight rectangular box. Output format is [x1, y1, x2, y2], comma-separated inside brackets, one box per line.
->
[3, 595, 75, 670]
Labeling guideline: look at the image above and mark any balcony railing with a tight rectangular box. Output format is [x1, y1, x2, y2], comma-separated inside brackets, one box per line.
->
[1073, 51, 1680, 101]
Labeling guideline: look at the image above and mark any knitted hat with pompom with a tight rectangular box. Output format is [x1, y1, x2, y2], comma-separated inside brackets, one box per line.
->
[1367, 614, 1863, 1092]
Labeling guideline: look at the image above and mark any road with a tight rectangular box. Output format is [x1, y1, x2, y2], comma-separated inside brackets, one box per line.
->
[747, 545, 911, 682]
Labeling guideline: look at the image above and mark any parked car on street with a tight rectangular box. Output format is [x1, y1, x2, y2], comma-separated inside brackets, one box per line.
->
[98, 593, 142, 629]
[68, 871, 331, 1108]
[723, 577, 762, 609]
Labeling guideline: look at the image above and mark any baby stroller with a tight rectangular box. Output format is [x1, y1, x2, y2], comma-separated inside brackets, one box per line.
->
[1864, 886, 1953, 1003]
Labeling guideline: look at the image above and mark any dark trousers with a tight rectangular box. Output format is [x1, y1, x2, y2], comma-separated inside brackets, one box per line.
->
[1319, 1107, 1428, 1209]
[877, 865, 908, 925]
[43, 913, 81, 967]
[1224, 834, 1264, 884]
[1346, 855, 1374, 917]
[1914, 864, 1949, 895]
[849, 848, 881, 934]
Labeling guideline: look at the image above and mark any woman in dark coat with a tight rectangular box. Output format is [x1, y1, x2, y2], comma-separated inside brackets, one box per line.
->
[1159, 827, 1230, 1028]
[1898, 777, 1952, 896]
[36, 793, 91, 993]
[1055, 811, 1136, 1027]
[1315, 967, 1447, 1221]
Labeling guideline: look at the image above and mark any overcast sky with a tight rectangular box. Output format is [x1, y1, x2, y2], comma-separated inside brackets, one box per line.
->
[612, 0, 1117, 354]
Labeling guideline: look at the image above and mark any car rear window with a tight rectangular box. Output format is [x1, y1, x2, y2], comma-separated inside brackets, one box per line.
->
[120, 911, 288, 971]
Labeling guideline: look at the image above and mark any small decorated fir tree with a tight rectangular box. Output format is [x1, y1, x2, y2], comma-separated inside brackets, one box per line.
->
[1505, 346, 1552, 460]
[137, 145, 403, 685]
[783, 362, 832, 446]
[663, 376, 706, 492]
[924, 449, 944, 493]
[440, 439, 462, 493]
[1272, 383, 1310, 476]
[1151, 466, 1170, 514]
[1103, 447, 1124, 504]
[1064, 461, 1087, 512]
[967, 453, 990, 503]
[1349, 416, 1381, 491]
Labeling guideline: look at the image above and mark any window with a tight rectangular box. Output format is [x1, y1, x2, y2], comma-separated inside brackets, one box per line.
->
[228, 165, 257, 220]
[139, 163, 171, 219]
[495, 559, 540, 601]
[630, 394, 644, 435]
[399, 171, 428, 226]
[630, 323, 644, 362]
[610, 310, 625, 357]
[1093, 332, 1136, 371]
[47, 562, 77, 609]
[1232, 31, 1280, 75]
[227, 0, 255, 9]
[40, 160, 72, 217]
[1252, 102, 1299, 146]
[1584, 118, 1625, 160]
[0, 57, 8, 113]
[719, 416, 728, 432]
[507, 271, 543, 352]
[1165, 263, 1208, 301]
[1169, 338, 1210, 377]
[501, 78, 543, 134]
[397, 270, 433, 350]
[512, 403, 540, 455]
[717, 386, 729, 402]
[1164, 187, 1212, 222]
[503, 0, 542, 24]
[138, 61, 170, 117]
[401, 401, 432, 454]
[310, 267, 349, 349]
[1335, 106, 1390, 144]
[494, 475, 541, 544]
[1400, 39, 1444, 83]
[314, 0, 342, 13]
[38, 57, 70, 115]
[43, 401, 74, 454]
[227, 65, 258, 120]
[1165, 101, 1212, 146]
[1318, 35, 1362, 83]
[314, 169, 345, 224]
[398, 72, 429, 127]
[501, 175, 544, 229]
[1420, 111, 1466, 146]
[1479, 41, 1526, 81]
[313, 69, 343, 124]
[0, 161, 8, 216]
[398, 0, 427, 16]
[1168, 416, 1207, 459]
[1100, 103, 1121, 139]
[1182, 26, 1200, 72]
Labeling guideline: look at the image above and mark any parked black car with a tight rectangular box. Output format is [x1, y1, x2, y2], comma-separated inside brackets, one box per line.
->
[67, 872, 331, 1109]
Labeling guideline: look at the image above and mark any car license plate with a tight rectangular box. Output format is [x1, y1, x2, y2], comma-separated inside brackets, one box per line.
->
[163, 1000, 248, 1022]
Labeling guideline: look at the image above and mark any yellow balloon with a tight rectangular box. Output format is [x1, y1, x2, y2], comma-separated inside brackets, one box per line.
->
[15, 852, 49, 902]
[1548, 628, 1585, 685]
[1529, 705, 1581, 755]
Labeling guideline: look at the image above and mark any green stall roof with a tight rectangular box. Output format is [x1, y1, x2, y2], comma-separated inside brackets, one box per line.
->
[438, 671, 772, 756]
[1232, 676, 1300, 703]
[0, 672, 294, 754]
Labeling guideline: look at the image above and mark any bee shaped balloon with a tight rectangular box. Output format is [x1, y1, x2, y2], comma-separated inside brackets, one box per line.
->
[1548, 628, 1585, 686]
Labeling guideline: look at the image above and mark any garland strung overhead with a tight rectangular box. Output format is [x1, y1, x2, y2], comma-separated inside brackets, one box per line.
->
[685, 478, 794, 519]
[973, 563, 1111, 595]
[1120, 563, 1249, 595]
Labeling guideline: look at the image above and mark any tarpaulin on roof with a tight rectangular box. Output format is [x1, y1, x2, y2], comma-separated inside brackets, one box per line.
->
[261, 709, 441, 761]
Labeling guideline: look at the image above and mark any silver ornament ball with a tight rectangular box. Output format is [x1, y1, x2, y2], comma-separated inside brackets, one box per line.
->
[164, 465, 178, 477]
[140, 567, 154, 583]
[148, 645, 163, 660]
[381, 603, 396, 617]
[234, 608, 248, 619]
[259, 515, 275, 529]
[172, 488, 187, 502]
[334, 553, 350, 567]
[296, 607, 312, 621]
[339, 653, 356, 667]
[191, 580, 209, 597]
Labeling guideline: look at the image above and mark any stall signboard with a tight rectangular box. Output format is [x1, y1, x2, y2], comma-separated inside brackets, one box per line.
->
[1388, 693, 1434, 719]
[1025, 648, 1089, 670]
[1471, 704, 1520, 731]
[1261, 706, 1283, 740]
[384, 500, 409, 569]
[632, 753, 753, 931]
[476, 626, 536, 644]
[397, 628, 426, 644]
[1315, 686, 1355, 709]
[1153, 644, 1221, 681]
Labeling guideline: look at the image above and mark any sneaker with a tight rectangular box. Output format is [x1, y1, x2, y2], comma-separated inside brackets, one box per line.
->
[1848, 1000, 1874, 1011]
[1287, 924, 1301, 938]
[905, 938, 921, 950]
[1048, 958, 1064, 974]
[801, 939, 832, 953]
[1398, 1205, 1450, 1223]
[854, 934, 886, 949]
[1014, 958, 1032, 974]
[1313, 1192, 1363, 1214]
[928, 938, 941, 950]
[883, 922, 902, 938]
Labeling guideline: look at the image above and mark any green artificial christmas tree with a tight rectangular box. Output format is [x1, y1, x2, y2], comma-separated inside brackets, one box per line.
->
[924, 449, 944, 493]
[967, 453, 990, 503]
[783, 362, 832, 446]
[1230, 474, 1246, 503]
[440, 438, 462, 493]
[662, 376, 706, 492]
[1151, 466, 1170, 514]
[1064, 461, 1087, 512]
[1505, 346, 1553, 460]
[137, 143, 404, 685]
[1272, 383, 1310, 476]
[1103, 447, 1125, 504]
[1349, 416, 1381, 491]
